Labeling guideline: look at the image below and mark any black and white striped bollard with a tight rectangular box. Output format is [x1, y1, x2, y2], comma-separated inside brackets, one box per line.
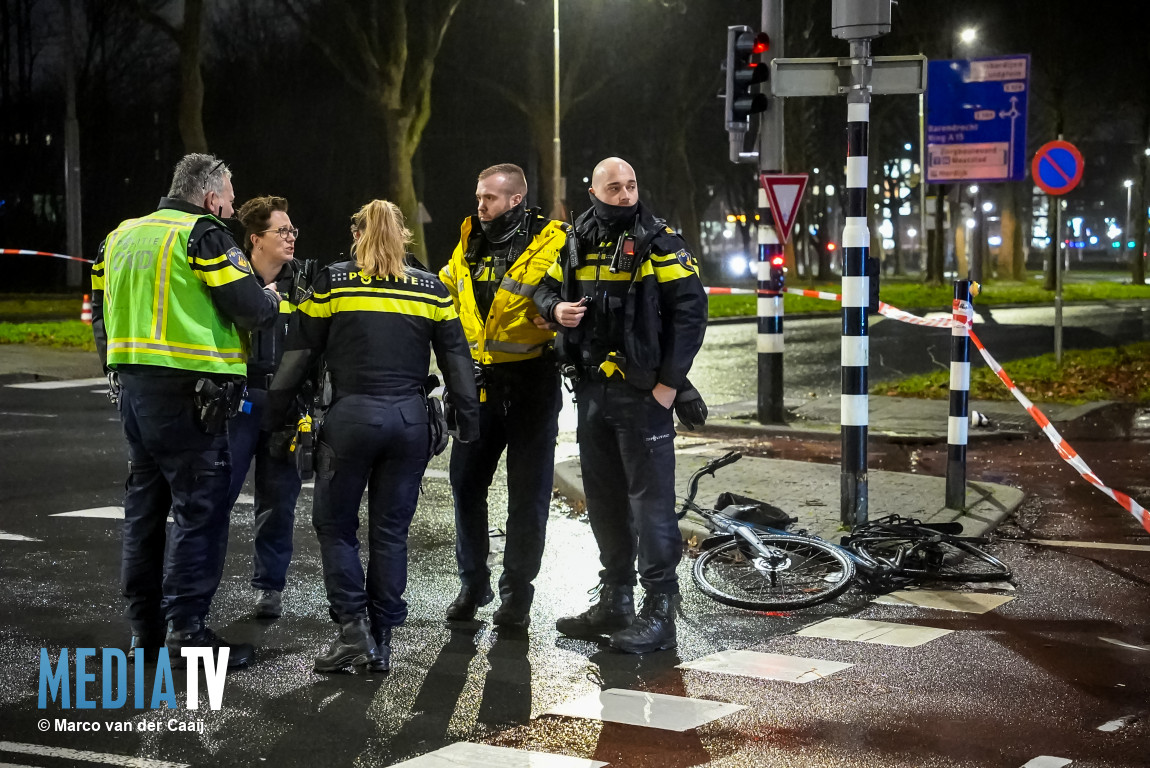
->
[757, 185, 785, 424]
[946, 280, 974, 510]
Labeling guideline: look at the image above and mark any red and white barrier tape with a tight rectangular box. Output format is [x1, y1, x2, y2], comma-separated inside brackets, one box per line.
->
[1, 248, 94, 264]
[968, 329, 1150, 534]
[703, 283, 1150, 533]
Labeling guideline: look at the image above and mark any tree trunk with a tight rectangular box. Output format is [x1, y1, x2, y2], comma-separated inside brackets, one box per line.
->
[998, 180, 1026, 281]
[382, 110, 425, 266]
[177, 0, 208, 154]
[525, 109, 561, 219]
[1133, 120, 1149, 285]
[955, 218, 968, 279]
[927, 184, 946, 284]
[665, 129, 700, 260]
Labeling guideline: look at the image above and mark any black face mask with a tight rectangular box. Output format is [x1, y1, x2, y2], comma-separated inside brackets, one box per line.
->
[479, 200, 526, 244]
[590, 192, 638, 234]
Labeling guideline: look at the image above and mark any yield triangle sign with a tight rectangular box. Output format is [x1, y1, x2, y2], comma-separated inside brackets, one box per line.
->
[759, 173, 809, 244]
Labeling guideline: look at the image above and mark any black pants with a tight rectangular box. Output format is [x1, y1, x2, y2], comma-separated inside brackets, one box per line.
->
[576, 377, 681, 593]
[118, 372, 232, 632]
[225, 386, 301, 592]
[449, 359, 561, 604]
[311, 394, 429, 631]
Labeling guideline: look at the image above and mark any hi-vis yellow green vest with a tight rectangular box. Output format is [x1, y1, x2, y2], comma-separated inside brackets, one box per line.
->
[440, 216, 566, 365]
[96, 209, 249, 375]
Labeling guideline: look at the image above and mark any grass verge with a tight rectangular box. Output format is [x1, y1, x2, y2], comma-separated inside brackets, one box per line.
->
[873, 342, 1150, 405]
[0, 294, 86, 318]
[0, 321, 96, 351]
[708, 279, 1150, 318]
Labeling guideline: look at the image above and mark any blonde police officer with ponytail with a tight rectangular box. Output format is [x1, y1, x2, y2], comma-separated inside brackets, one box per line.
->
[264, 200, 479, 673]
[91, 153, 281, 668]
[438, 163, 567, 628]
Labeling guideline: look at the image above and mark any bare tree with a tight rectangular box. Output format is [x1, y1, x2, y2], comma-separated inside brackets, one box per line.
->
[279, 0, 462, 264]
[135, 0, 208, 153]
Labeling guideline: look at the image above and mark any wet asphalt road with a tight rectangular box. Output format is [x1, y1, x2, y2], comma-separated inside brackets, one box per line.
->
[693, 301, 1150, 405]
[1, 340, 1148, 766]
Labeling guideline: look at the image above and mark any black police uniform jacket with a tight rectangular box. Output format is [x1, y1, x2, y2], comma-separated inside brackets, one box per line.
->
[261, 260, 480, 441]
[533, 202, 708, 391]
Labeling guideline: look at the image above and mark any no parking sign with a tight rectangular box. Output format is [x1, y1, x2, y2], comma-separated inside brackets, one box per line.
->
[1032, 140, 1084, 196]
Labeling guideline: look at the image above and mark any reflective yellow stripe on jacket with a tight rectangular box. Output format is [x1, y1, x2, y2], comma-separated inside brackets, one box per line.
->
[440, 216, 564, 365]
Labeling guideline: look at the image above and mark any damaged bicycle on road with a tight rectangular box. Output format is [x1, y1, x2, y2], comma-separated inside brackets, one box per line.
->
[679, 452, 1013, 611]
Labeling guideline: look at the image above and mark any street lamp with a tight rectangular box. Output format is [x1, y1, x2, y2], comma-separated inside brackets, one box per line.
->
[959, 27, 977, 45]
[1124, 179, 1134, 256]
[552, 0, 562, 220]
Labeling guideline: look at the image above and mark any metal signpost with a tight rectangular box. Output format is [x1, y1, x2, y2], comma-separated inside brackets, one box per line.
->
[1032, 139, 1086, 366]
[925, 56, 1031, 184]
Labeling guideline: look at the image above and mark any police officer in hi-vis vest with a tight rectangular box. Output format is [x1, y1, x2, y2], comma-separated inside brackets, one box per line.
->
[534, 157, 708, 654]
[91, 154, 281, 668]
[439, 163, 566, 628]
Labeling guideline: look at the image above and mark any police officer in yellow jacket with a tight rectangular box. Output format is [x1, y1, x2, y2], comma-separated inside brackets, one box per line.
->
[91, 153, 281, 667]
[534, 157, 708, 653]
[439, 164, 566, 628]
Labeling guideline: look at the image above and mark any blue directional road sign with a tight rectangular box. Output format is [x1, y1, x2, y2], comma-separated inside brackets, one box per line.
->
[925, 55, 1030, 184]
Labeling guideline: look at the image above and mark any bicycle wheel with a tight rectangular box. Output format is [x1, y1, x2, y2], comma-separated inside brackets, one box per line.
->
[692, 533, 856, 611]
[846, 535, 1011, 582]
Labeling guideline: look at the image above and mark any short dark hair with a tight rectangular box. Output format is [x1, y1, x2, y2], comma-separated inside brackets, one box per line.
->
[478, 163, 527, 196]
[237, 196, 289, 253]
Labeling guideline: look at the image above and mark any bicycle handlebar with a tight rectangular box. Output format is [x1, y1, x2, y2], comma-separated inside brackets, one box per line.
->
[678, 451, 743, 519]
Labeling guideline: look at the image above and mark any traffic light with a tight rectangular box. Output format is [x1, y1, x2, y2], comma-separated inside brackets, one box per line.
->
[767, 254, 786, 292]
[724, 26, 771, 131]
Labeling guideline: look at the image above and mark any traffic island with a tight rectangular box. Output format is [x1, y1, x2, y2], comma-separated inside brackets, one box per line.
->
[553, 451, 1025, 544]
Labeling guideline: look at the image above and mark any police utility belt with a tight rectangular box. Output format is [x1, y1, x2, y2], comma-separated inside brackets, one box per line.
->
[193, 378, 244, 435]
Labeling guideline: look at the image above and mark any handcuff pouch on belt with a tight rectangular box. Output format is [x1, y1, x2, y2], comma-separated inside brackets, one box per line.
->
[424, 374, 450, 459]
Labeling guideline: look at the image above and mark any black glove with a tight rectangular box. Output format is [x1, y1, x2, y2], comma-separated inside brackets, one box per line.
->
[674, 380, 708, 431]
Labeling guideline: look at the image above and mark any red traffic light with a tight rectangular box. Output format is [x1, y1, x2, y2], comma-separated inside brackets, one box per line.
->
[826, 243, 837, 251]
[735, 31, 770, 56]
[770, 255, 785, 267]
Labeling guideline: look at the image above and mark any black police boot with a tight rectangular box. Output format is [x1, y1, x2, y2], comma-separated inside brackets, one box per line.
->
[313, 615, 380, 673]
[609, 592, 680, 654]
[254, 589, 282, 619]
[129, 622, 165, 663]
[165, 617, 255, 669]
[445, 584, 495, 621]
[368, 626, 392, 674]
[492, 593, 532, 630]
[555, 584, 635, 638]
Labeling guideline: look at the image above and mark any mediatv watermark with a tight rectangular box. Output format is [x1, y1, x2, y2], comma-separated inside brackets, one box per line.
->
[38, 647, 230, 711]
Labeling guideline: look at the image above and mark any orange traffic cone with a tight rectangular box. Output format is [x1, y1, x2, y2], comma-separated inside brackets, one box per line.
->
[80, 294, 92, 325]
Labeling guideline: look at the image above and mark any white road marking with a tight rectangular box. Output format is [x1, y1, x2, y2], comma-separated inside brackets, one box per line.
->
[545, 688, 745, 731]
[423, 469, 449, 480]
[678, 650, 852, 683]
[872, 590, 1015, 614]
[0, 532, 42, 542]
[51, 507, 124, 519]
[795, 617, 953, 648]
[0, 411, 57, 418]
[1099, 637, 1150, 652]
[390, 742, 608, 767]
[1020, 757, 1072, 768]
[234, 493, 255, 506]
[5, 377, 106, 390]
[1096, 715, 1138, 732]
[1021, 539, 1150, 553]
[0, 741, 190, 768]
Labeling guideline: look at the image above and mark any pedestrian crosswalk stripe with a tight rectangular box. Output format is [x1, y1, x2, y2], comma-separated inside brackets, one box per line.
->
[423, 469, 449, 480]
[0, 532, 41, 542]
[388, 742, 607, 767]
[678, 650, 853, 683]
[0, 741, 190, 768]
[1020, 757, 1072, 768]
[51, 507, 124, 519]
[795, 617, 952, 648]
[544, 688, 746, 732]
[5, 377, 106, 390]
[0, 411, 57, 418]
[872, 590, 1015, 614]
